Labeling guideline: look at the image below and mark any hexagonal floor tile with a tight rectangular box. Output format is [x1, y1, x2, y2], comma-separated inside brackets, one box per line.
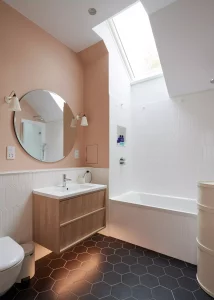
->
[77, 253, 92, 262]
[152, 286, 174, 300]
[83, 240, 96, 247]
[182, 267, 197, 279]
[103, 236, 117, 243]
[114, 263, 130, 274]
[144, 250, 159, 259]
[122, 256, 137, 265]
[101, 248, 115, 256]
[165, 266, 183, 278]
[74, 246, 87, 254]
[97, 261, 113, 273]
[51, 268, 69, 280]
[194, 289, 213, 300]
[148, 265, 165, 277]
[153, 257, 169, 267]
[36, 290, 57, 300]
[14, 289, 37, 300]
[92, 234, 104, 242]
[68, 269, 86, 283]
[122, 273, 139, 287]
[52, 277, 74, 294]
[35, 266, 52, 279]
[85, 270, 103, 283]
[65, 260, 81, 271]
[122, 243, 135, 250]
[178, 277, 199, 291]
[57, 291, 77, 300]
[96, 241, 109, 248]
[49, 259, 66, 269]
[90, 253, 106, 263]
[104, 271, 121, 285]
[109, 242, 123, 249]
[36, 257, 51, 270]
[81, 260, 97, 272]
[115, 248, 129, 257]
[132, 285, 152, 300]
[170, 259, 187, 269]
[79, 295, 99, 300]
[7, 233, 204, 300]
[130, 264, 147, 276]
[129, 248, 144, 258]
[87, 247, 101, 254]
[15, 276, 37, 291]
[34, 277, 55, 292]
[159, 253, 171, 260]
[47, 252, 62, 260]
[62, 252, 77, 261]
[138, 256, 153, 266]
[140, 274, 159, 288]
[159, 275, 179, 290]
[91, 282, 111, 298]
[108, 255, 122, 264]
[173, 288, 195, 300]
[71, 280, 92, 297]
[111, 283, 132, 300]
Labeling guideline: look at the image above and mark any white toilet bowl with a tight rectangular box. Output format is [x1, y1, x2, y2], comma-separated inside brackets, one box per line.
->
[0, 237, 24, 296]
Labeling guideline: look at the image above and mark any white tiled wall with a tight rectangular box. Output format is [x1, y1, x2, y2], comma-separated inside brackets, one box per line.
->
[94, 22, 133, 199]
[0, 167, 109, 244]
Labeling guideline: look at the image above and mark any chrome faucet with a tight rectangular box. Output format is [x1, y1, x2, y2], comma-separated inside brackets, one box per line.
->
[62, 174, 72, 187]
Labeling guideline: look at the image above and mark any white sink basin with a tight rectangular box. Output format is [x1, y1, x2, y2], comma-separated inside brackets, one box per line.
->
[33, 183, 107, 199]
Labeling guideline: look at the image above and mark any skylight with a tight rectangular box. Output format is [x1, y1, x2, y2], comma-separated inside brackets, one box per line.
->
[110, 1, 162, 82]
[50, 92, 64, 111]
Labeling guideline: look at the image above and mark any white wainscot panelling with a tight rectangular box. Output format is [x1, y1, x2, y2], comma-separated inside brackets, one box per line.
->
[0, 168, 93, 244]
[109, 200, 197, 264]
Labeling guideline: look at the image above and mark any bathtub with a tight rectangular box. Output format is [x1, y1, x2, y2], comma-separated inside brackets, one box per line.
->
[109, 192, 197, 264]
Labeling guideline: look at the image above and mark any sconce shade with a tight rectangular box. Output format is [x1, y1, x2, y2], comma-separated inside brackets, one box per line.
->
[81, 115, 88, 126]
[5, 92, 21, 112]
[70, 118, 77, 128]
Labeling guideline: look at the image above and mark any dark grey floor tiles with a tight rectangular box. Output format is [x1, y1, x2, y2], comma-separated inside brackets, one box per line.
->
[2, 233, 213, 300]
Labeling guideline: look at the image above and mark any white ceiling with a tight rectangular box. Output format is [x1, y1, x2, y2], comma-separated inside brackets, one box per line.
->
[4, 0, 176, 52]
[142, 0, 176, 15]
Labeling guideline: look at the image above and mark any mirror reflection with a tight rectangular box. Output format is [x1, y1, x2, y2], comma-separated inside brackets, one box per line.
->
[14, 90, 76, 162]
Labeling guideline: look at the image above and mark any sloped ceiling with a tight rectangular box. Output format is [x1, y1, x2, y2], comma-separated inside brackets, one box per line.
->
[24, 90, 64, 123]
[141, 0, 176, 15]
[4, 0, 176, 52]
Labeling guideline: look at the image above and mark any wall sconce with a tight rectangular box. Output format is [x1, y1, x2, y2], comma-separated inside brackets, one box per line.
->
[5, 91, 21, 111]
[71, 114, 88, 128]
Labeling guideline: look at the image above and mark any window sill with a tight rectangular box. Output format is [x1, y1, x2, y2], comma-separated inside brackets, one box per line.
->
[130, 73, 163, 86]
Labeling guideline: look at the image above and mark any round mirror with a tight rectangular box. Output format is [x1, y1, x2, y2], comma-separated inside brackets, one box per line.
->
[14, 90, 76, 162]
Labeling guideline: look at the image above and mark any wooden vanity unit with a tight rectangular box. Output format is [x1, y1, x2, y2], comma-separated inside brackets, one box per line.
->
[33, 189, 106, 253]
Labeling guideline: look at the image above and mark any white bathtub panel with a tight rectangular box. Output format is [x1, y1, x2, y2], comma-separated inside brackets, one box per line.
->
[109, 201, 197, 264]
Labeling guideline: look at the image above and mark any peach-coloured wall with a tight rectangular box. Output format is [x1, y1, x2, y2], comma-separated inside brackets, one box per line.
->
[0, 1, 84, 171]
[78, 41, 109, 168]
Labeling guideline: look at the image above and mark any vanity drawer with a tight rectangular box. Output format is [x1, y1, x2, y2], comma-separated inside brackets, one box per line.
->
[59, 190, 105, 225]
[60, 209, 105, 251]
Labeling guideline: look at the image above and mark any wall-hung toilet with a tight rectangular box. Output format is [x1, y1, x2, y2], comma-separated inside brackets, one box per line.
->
[0, 237, 24, 296]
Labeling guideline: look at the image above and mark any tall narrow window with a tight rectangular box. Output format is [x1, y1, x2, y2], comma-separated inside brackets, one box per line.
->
[109, 1, 162, 82]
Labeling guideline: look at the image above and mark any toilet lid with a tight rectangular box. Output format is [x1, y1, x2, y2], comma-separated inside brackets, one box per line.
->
[0, 237, 24, 272]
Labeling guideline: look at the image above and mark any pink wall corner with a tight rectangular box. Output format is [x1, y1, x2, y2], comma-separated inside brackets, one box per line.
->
[0, 1, 84, 171]
[78, 41, 109, 168]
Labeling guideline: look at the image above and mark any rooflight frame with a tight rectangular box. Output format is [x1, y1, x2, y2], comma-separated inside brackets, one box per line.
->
[108, 2, 163, 85]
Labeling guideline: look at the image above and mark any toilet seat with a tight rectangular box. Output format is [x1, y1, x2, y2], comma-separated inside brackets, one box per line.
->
[0, 237, 24, 272]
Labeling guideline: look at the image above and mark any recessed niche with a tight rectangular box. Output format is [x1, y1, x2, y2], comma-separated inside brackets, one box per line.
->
[117, 126, 126, 147]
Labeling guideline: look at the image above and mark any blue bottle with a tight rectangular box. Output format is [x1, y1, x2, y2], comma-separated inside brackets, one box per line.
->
[120, 135, 124, 146]
[117, 135, 121, 145]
